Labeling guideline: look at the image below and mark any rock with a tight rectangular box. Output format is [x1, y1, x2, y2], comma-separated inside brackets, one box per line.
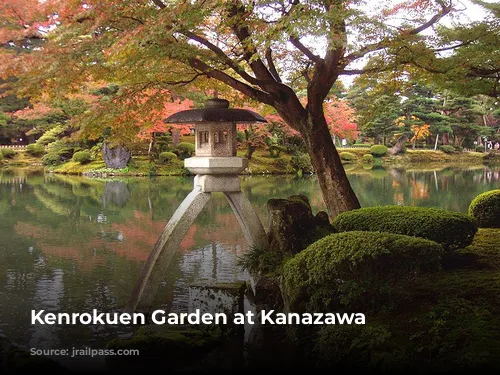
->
[188, 281, 246, 337]
[267, 194, 334, 254]
[102, 142, 131, 169]
[254, 275, 283, 310]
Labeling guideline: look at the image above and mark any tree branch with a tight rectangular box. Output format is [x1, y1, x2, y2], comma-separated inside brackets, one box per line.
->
[345, 3, 453, 63]
[265, 48, 282, 83]
[188, 57, 274, 105]
[289, 37, 323, 64]
[151, 0, 166, 9]
[163, 73, 205, 86]
[226, 1, 276, 82]
[180, 30, 261, 86]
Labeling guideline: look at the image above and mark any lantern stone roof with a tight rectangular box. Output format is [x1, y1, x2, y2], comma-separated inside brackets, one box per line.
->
[164, 98, 267, 124]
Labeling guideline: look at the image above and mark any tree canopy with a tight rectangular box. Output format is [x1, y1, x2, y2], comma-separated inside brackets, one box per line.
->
[0, 0, 498, 217]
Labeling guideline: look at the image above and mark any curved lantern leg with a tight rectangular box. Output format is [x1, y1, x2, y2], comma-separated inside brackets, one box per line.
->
[224, 191, 268, 251]
[127, 186, 211, 312]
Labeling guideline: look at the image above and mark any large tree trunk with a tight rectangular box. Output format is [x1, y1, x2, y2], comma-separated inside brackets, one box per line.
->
[299, 114, 360, 218]
[389, 134, 409, 155]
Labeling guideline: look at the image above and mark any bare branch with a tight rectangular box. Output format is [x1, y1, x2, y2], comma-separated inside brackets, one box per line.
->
[164, 73, 205, 86]
[120, 16, 145, 25]
[151, 0, 166, 9]
[289, 37, 323, 64]
[265, 48, 282, 83]
[433, 39, 475, 52]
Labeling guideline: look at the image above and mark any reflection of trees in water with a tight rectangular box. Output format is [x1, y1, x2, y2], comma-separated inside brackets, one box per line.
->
[1, 166, 499, 350]
[349, 166, 500, 212]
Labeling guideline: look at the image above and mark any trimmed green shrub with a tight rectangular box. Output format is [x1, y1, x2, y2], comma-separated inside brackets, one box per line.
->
[291, 152, 313, 174]
[159, 151, 177, 164]
[339, 152, 355, 161]
[468, 190, 500, 228]
[72, 151, 92, 164]
[26, 144, 45, 156]
[274, 158, 288, 170]
[282, 231, 443, 313]
[333, 205, 477, 251]
[362, 154, 374, 163]
[42, 152, 62, 166]
[175, 142, 195, 159]
[370, 144, 388, 157]
[0, 152, 3, 161]
[439, 145, 455, 154]
[1, 148, 16, 158]
[36, 135, 57, 146]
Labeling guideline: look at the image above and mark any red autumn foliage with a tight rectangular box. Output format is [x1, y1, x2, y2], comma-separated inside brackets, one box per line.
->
[324, 98, 359, 141]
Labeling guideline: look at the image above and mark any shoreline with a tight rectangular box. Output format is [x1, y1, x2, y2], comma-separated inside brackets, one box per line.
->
[1, 149, 499, 177]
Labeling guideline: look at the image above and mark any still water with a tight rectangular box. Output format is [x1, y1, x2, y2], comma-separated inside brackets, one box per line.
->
[0, 165, 498, 354]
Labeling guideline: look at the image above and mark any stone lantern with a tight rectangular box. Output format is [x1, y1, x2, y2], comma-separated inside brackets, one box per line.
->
[128, 98, 269, 311]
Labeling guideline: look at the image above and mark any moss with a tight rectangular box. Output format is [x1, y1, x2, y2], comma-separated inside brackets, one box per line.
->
[464, 228, 500, 255]
[307, 228, 500, 372]
[282, 231, 443, 313]
[468, 190, 500, 228]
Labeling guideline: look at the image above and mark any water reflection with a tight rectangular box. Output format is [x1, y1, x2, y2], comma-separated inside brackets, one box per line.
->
[0, 165, 498, 353]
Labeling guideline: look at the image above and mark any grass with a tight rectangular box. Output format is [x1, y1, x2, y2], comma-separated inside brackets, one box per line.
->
[1, 142, 497, 176]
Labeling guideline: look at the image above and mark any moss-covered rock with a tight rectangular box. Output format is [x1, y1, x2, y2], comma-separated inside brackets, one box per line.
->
[332, 205, 478, 251]
[282, 231, 443, 313]
[468, 190, 500, 228]
[267, 194, 334, 255]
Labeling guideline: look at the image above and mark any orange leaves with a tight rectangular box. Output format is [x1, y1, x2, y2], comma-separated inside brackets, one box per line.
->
[410, 123, 431, 142]
[12, 103, 61, 120]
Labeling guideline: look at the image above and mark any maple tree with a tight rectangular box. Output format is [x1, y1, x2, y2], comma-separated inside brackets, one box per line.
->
[0, 0, 486, 217]
[324, 98, 358, 143]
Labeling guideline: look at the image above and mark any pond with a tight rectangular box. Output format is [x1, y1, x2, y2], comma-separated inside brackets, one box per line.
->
[0, 165, 499, 366]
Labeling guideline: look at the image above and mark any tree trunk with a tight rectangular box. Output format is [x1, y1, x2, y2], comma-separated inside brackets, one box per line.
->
[172, 128, 180, 146]
[148, 132, 156, 161]
[299, 114, 360, 218]
[434, 133, 439, 150]
[389, 134, 409, 155]
[245, 144, 256, 160]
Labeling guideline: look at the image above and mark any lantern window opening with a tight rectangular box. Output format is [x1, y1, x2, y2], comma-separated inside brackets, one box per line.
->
[199, 131, 209, 147]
